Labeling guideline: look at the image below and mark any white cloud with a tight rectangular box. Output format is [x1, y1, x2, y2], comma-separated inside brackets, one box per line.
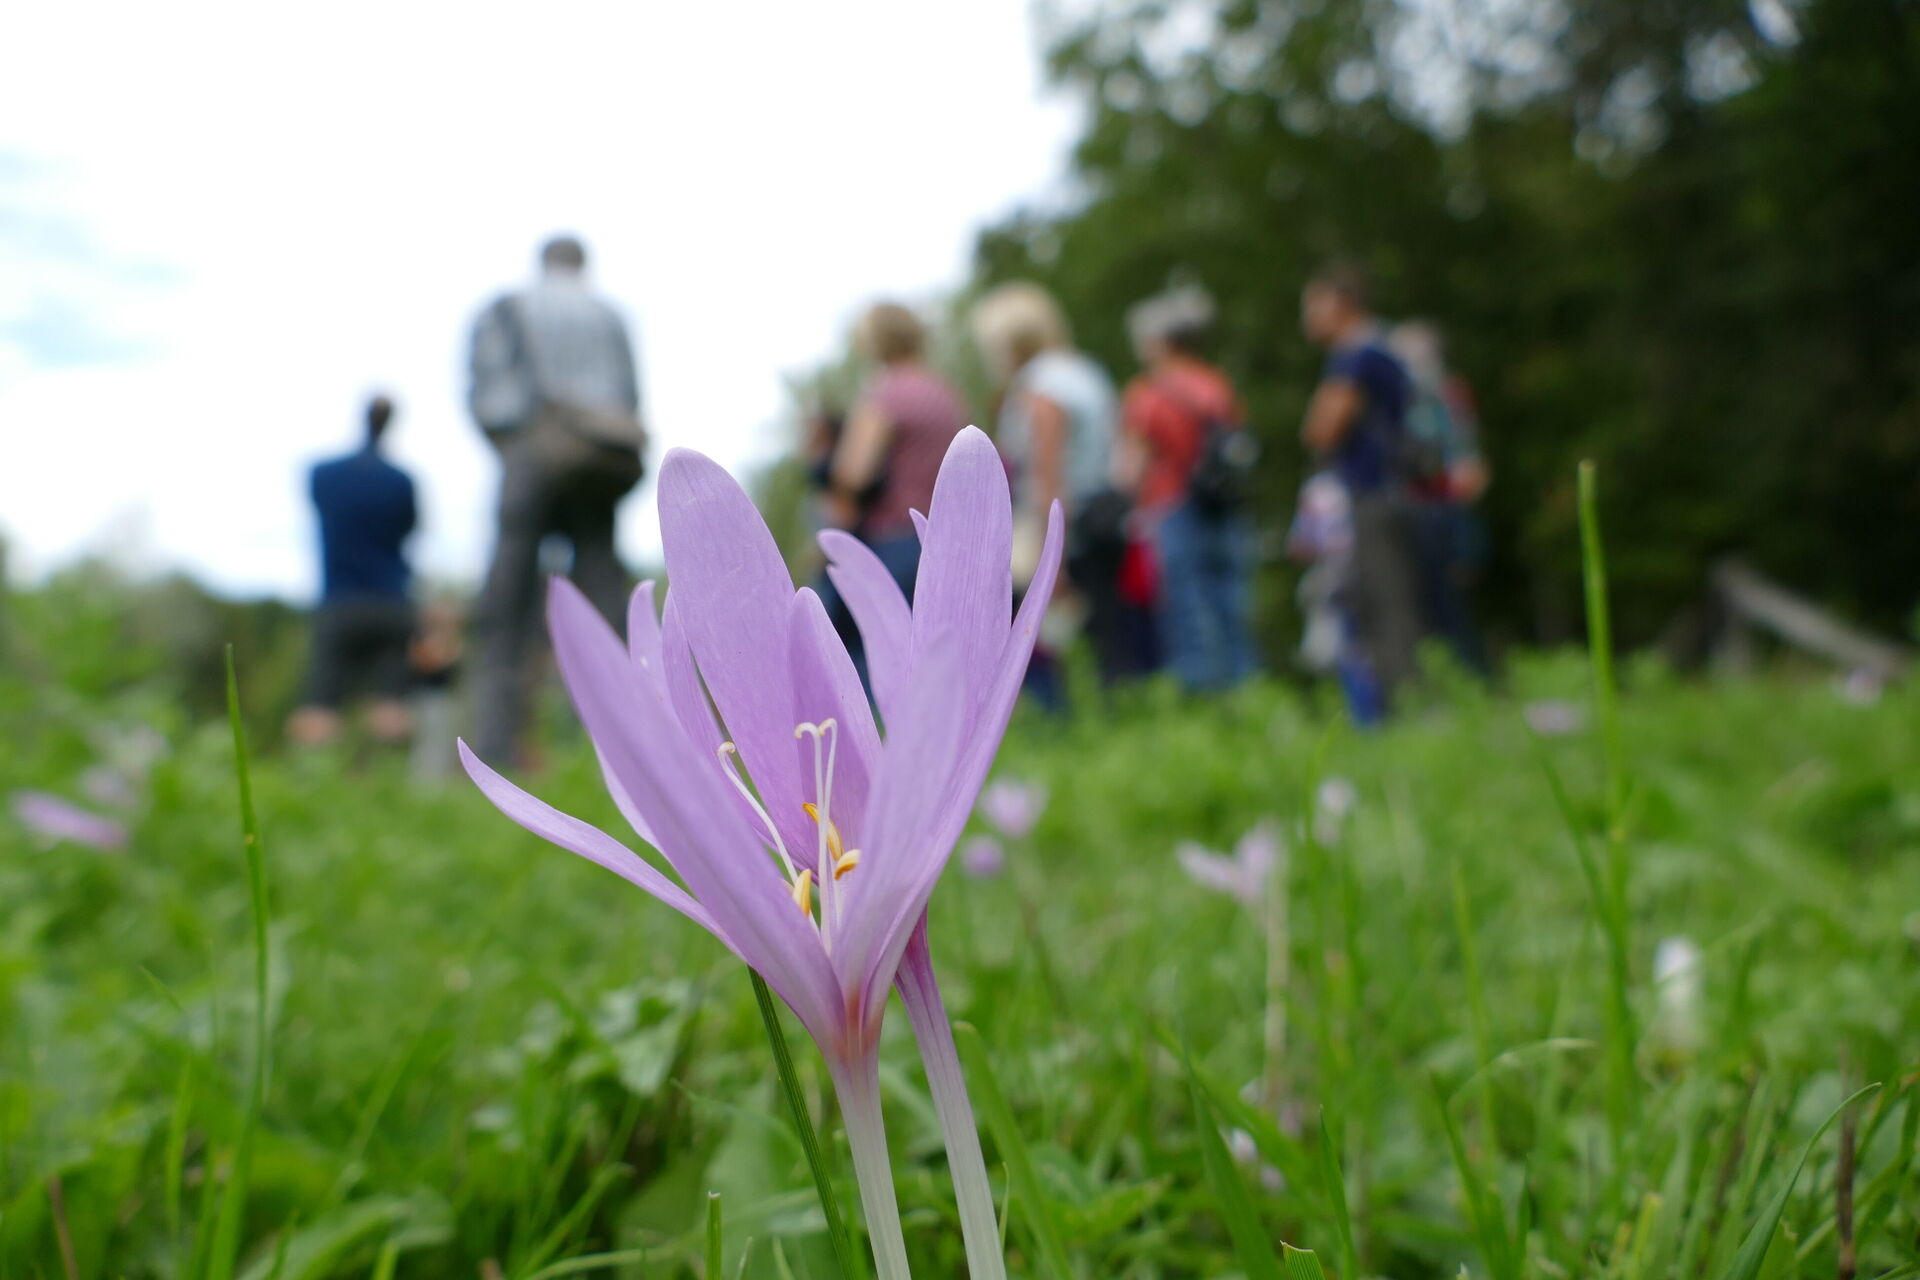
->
[0, 0, 1079, 597]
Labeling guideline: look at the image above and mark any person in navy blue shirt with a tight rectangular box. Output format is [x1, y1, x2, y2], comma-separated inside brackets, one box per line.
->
[1299, 262, 1422, 719]
[289, 395, 419, 747]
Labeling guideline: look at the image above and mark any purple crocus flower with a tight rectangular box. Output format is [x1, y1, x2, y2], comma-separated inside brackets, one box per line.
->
[12, 790, 130, 851]
[979, 778, 1047, 840]
[462, 426, 1060, 1279]
[959, 834, 1007, 879]
[1177, 821, 1282, 912]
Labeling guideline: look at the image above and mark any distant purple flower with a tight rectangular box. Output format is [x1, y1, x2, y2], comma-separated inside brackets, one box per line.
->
[979, 778, 1047, 839]
[1523, 698, 1587, 737]
[1177, 821, 1282, 911]
[960, 835, 1006, 879]
[12, 791, 129, 851]
[461, 427, 1059, 1280]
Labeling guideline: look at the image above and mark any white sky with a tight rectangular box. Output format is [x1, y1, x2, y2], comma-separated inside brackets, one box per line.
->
[0, 0, 1080, 598]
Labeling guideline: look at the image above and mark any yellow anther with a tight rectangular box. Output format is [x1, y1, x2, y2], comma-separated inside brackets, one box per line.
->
[833, 848, 861, 880]
[789, 868, 814, 916]
[801, 803, 845, 861]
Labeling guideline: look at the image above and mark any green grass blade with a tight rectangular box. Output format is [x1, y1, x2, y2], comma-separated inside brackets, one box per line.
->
[1577, 459, 1637, 1180]
[1529, 734, 1634, 1154]
[1431, 1075, 1515, 1280]
[1715, 1083, 1880, 1280]
[264, 1214, 297, 1280]
[208, 645, 273, 1280]
[164, 1056, 193, 1242]
[1577, 459, 1625, 831]
[954, 1022, 1077, 1280]
[749, 969, 863, 1280]
[1316, 1110, 1359, 1280]
[520, 1162, 629, 1275]
[1180, 1030, 1282, 1280]
[522, 1250, 653, 1280]
[706, 1191, 723, 1279]
[1281, 1243, 1329, 1280]
[368, 1241, 400, 1280]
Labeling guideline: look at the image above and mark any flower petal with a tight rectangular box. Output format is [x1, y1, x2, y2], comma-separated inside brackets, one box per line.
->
[660, 591, 725, 757]
[908, 427, 1012, 702]
[820, 529, 911, 725]
[1235, 821, 1282, 883]
[547, 577, 842, 1040]
[461, 739, 718, 938]
[788, 588, 881, 853]
[11, 790, 128, 850]
[855, 500, 1068, 985]
[1177, 844, 1252, 904]
[943, 499, 1065, 838]
[627, 581, 664, 670]
[980, 778, 1046, 840]
[656, 448, 812, 858]
[658, 590, 774, 848]
[832, 630, 972, 1016]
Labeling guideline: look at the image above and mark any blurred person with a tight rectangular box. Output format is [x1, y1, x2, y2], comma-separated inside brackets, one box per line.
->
[971, 282, 1150, 689]
[466, 234, 646, 767]
[828, 302, 969, 603]
[288, 394, 417, 747]
[1115, 285, 1258, 693]
[1299, 262, 1420, 717]
[1389, 319, 1491, 674]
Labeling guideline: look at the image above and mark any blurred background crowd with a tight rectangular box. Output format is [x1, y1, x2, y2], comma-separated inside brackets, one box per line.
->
[4, 0, 1914, 750]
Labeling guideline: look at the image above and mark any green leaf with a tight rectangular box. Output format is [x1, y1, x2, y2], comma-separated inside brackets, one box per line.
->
[1715, 1083, 1880, 1280]
[954, 1022, 1077, 1280]
[235, 1193, 451, 1280]
[1181, 1035, 1283, 1280]
[1316, 1110, 1360, 1280]
[1282, 1243, 1329, 1280]
[706, 1191, 724, 1279]
[209, 646, 273, 1280]
[1431, 1075, 1516, 1280]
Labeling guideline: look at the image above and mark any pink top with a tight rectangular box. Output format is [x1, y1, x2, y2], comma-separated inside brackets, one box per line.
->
[858, 364, 969, 537]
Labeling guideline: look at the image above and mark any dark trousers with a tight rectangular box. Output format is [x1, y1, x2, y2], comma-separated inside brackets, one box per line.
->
[1070, 543, 1158, 685]
[305, 596, 416, 707]
[472, 435, 637, 764]
[1341, 494, 1422, 706]
[1410, 501, 1489, 675]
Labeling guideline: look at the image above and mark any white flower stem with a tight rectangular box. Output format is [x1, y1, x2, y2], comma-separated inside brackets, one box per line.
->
[897, 926, 1006, 1280]
[832, 1055, 913, 1280]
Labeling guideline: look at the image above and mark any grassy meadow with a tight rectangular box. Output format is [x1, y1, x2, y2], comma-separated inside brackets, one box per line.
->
[3, 595, 1918, 1277]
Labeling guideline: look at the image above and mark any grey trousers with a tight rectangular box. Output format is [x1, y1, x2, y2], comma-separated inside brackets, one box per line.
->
[1342, 493, 1423, 700]
[472, 434, 638, 764]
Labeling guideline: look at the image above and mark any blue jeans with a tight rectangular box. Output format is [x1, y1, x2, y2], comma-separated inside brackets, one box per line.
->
[1154, 501, 1258, 692]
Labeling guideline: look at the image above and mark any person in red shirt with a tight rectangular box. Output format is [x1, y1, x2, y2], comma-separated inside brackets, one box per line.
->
[1115, 286, 1258, 692]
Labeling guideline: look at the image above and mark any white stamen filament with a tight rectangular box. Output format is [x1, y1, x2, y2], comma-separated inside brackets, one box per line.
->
[717, 742, 804, 889]
[795, 719, 842, 951]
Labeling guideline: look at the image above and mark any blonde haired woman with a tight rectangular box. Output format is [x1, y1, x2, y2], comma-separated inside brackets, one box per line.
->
[971, 282, 1147, 690]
